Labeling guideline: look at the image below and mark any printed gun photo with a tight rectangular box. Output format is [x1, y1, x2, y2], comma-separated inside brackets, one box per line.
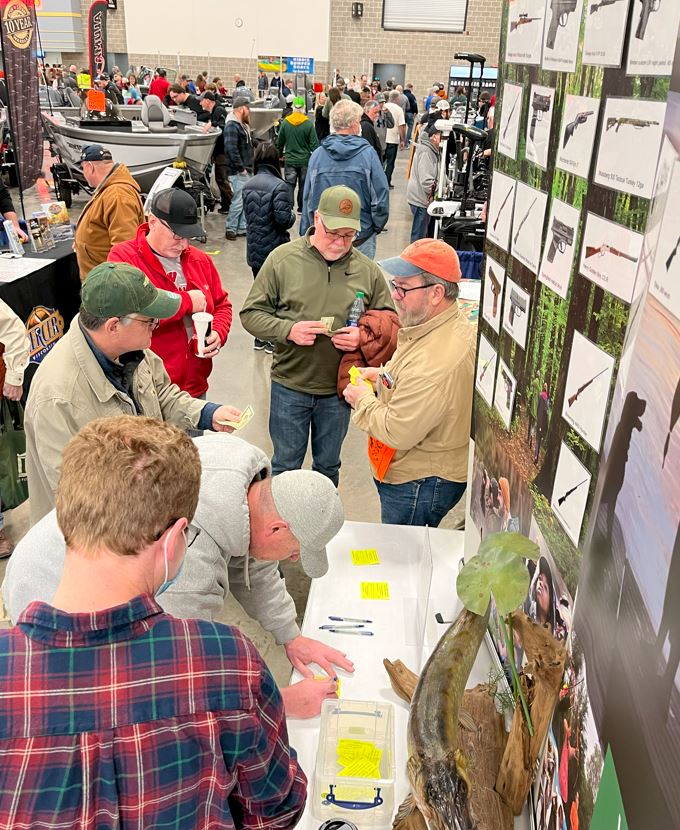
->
[546, 0, 578, 49]
[590, 0, 626, 12]
[605, 116, 659, 133]
[666, 234, 680, 271]
[492, 185, 514, 232]
[635, 0, 661, 40]
[502, 92, 521, 139]
[563, 111, 594, 147]
[514, 197, 538, 245]
[508, 289, 527, 325]
[488, 267, 502, 316]
[510, 12, 542, 32]
[547, 217, 574, 263]
[530, 92, 551, 141]
[568, 366, 609, 407]
[501, 368, 514, 409]
[585, 243, 636, 262]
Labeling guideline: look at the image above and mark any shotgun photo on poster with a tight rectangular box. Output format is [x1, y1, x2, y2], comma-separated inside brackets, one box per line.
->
[498, 82, 524, 160]
[486, 171, 517, 252]
[511, 181, 548, 274]
[582, 0, 630, 67]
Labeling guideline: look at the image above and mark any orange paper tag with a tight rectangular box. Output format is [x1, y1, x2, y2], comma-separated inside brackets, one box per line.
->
[367, 436, 396, 482]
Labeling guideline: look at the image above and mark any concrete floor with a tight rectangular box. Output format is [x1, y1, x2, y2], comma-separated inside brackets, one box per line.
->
[0, 150, 466, 682]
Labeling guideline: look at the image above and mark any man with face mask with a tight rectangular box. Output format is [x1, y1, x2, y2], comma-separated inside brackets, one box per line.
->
[343, 240, 474, 527]
[223, 96, 254, 240]
[0, 416, 308, 825]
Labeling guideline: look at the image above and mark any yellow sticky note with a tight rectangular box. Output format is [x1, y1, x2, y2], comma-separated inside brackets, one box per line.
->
[351, 548, 380, 565]
[360, 581, 390, 600]
[315, 675, 341, 696]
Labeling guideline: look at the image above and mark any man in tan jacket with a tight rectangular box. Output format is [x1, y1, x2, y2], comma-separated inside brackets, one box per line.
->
[73, 144, 144, 280]
[343, 239, 474, 526]
[25, 262, 243, 525]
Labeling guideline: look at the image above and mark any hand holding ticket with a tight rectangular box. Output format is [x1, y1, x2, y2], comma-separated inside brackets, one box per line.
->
[216, 404, 254, 430]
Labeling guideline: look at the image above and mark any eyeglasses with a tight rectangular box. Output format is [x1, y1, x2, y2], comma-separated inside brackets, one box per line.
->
[319, 218, 356, 242]
[122, 314, 160, 329]
[159, 219, 189, 241]
[388, 279, 435, 300]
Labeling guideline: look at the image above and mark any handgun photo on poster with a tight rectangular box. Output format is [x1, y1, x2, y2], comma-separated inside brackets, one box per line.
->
[475, 334, 498, 406]
[498, 82, 524, 160]
[648, 157, 680, 322]
[582, 0, 631, 67]
[482, 254, 506, 333]
[579, 212, 644, 303]
[557, 95, 601, 179]
[507, 0, 546, 64]
[539, 198, 580, 299]
[562, 330, 616, 452]
[542, 0, 585, 73]
[486, 171, 517, 252]
[493, 358, 518, 430]
[626, 0, 680, 77]
[502, 276, 531, 350]
[511, 181, 549, 274]
[551, 442, 591, 546]
[594, 97, 667, 199]
[526, 84, 556, 169]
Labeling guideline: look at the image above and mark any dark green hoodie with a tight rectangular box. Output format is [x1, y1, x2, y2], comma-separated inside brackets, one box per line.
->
[276, 113, 319, 166]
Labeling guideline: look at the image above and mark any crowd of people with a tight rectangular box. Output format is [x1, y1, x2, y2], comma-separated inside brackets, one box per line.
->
[0, 64, 479, 825]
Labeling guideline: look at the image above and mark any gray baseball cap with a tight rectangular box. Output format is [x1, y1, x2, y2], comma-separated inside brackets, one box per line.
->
[271, 470, 344, 577]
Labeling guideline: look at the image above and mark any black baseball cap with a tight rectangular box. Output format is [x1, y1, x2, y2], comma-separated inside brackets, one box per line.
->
[201, 90, 216, 102]
[78, 144, 113, 165]
[150, 189, 203, 239]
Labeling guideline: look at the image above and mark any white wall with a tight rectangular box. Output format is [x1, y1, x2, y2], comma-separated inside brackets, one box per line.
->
[125, 0, 330, 62]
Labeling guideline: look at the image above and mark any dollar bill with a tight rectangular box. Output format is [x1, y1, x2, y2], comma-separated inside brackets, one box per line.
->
[216, 404, 254, 430]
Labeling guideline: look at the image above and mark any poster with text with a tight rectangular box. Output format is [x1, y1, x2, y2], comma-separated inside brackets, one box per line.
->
[648, 157, 680, 321]
[626, 0, 680, 77]
[539, 198, 581, 299]
[511, 182, 548, 274]
[557, 95, 601, 179]
[487, 171, 517, 251]
[551, 442, 592, 545]
[503, 276, 531, 349]
[494, 358, 517, 430]
[475, 334, 497, 406]
[542, 0, 585, 73]
[482, 254, 506, 332]
[526, 84, 556, 169]
[498, 82, 524, 159]
[507, 0, 546, 64]
[579, 213, 644, 303]
[594, 97, 667, 198]
[583, 0, 631, 67]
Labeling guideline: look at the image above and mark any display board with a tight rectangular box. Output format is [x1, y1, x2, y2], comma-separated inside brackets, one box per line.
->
[466, 2, 680, 827]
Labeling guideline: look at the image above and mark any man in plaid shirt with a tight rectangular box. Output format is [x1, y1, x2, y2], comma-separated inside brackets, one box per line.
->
[0, 416, 307, 829]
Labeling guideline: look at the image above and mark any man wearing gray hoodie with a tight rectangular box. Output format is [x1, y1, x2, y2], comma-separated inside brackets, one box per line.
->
[406, 125, 442, 243]
[2, 433, 353, 718]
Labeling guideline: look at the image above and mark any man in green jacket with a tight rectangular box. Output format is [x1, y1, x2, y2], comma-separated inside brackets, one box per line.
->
[240, 185, 394, 486]
[277, 97, 319, 214]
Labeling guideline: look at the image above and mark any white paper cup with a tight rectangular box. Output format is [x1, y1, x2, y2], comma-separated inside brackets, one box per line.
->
[192, 312, 213, 357]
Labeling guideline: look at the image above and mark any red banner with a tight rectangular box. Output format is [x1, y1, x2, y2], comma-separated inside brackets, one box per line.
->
[88, 0, 108, 80]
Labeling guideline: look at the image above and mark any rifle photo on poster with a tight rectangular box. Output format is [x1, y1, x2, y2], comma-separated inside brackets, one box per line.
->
[583, 0, 631, 67]
[503, 276, 532, 350]
[511, 181, 548, 274]
[486, 170, 517, 251]
[579, 212, 644, 303]
[626, 0, 680, 77]
[557, 95, 601, 179]
[594, 97, 667, 199]
[526, 84, 556, 169]
[648, 157, 680, 322]
[551, 442, 592, 545]
[494, 358, 518, 430]
[475, 334, 498, 406]
[562, 331, 616, 452]
[539, 198, 580, 299]
[482, 254, 506, 333]
[542, 0, 585, 73]
[498, 82, 524, 160]
[507, 0, 546, 64]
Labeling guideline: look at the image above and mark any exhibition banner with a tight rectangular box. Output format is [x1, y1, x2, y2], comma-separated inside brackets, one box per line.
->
[87, 0, 107, 80]
[467, 0, 680, 827]
[257, 55, 314, 74]
[0, 0, 43, 185]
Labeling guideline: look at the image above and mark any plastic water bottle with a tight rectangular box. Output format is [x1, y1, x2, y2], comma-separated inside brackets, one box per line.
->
[346, 291, 365, 327]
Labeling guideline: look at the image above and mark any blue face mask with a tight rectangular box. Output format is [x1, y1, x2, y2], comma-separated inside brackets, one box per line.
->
[156, 531, 186, 596]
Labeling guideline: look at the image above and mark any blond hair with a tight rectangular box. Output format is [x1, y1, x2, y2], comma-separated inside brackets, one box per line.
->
[56, 416, 201, 556]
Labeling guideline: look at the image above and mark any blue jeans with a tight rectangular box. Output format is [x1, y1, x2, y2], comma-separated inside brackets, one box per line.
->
[406, 112, 415, 146]
[375, 476, 466, 526]
[226, 172, 250, 233]
[355, 234, 377, 260]
[409, 204, 429, 243]
[269, 381, 351, 486]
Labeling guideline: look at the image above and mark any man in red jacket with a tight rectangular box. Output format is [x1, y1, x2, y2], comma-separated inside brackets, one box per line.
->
[148, 67, 170, 101]
[109, 189, 232, 397]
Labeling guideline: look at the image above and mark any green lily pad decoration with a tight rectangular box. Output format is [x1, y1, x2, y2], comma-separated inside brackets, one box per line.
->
[456, 533, 540, 616]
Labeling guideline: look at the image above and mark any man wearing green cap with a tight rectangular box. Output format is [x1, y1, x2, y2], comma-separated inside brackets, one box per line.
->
[276, 96, 318, 214]
[241, 185, 394, 486]
[25, 262, 243, 525]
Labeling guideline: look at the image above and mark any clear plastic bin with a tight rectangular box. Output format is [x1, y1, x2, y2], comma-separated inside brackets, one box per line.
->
[312, 699, 395, 825]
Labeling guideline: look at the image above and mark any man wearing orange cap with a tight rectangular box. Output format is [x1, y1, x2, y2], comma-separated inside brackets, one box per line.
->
[343, 239, 475, 526]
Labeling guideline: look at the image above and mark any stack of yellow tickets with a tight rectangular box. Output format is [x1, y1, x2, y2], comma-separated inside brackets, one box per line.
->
[336, 739, 383, 779]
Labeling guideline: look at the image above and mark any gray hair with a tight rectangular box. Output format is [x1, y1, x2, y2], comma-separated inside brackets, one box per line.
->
[79, 307, 135, 330]
[421, 273, 460, 301]
[396, 84, 403, 92]
[364, 100, 380, 113]
[389, 90, 401, 103]
[330, 99, 363, 133]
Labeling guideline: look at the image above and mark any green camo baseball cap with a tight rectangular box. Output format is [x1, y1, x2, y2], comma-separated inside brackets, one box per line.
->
[317, 185, 362, 231]
[81, 262, 181, 319]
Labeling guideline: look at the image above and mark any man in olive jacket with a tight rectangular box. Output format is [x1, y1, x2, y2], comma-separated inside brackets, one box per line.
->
[25, 262, 243, 524]
[240, 185, 394, 486]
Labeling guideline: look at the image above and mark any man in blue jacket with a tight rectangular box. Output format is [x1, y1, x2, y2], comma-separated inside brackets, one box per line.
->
[301, 100, 389, 260]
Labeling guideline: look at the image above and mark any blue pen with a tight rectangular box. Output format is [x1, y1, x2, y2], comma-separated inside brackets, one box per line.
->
[319, 624, 365, 630]
[328, 615, 373, 623]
